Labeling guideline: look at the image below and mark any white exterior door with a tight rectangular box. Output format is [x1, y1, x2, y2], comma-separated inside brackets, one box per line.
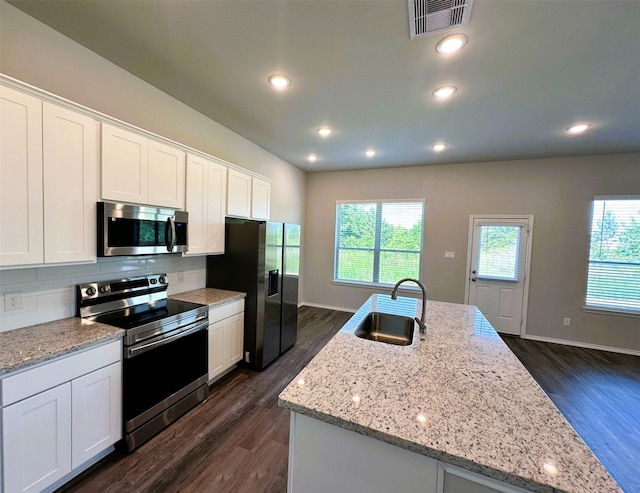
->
[465, 217, 532, 336]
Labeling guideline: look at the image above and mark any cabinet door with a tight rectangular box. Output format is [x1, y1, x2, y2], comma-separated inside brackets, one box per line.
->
[208, 319, 227, 381]
[251, 177, 271, 220]
[226, 168, 251, 218]
[205, 160, 227, 254]
[148, 139, 185, 209]
[186, 154, 227, 255]
[2, 383, 72, 493]
[43, 102, 99, 264]
[228, 312, 244, 365]
[185, 154, 208, 255]
[71, 363, 122, 469]
[0, 85, 44, 266]
[101, 122, 149, 204]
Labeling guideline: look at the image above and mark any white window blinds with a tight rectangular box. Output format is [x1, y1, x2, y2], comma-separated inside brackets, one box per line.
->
[476, 225, 522, 281]
[334, 201, 425, 285]
[586, 197, 640, 314]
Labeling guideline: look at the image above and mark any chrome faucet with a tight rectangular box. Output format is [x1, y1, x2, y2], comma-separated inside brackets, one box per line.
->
[391, 278, 427, 333]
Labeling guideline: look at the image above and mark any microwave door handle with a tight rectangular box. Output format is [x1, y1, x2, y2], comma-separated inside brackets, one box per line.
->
[166, 217, 177, 252]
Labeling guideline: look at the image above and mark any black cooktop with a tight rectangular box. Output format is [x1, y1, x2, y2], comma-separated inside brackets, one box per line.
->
[92, 299, 206, 331]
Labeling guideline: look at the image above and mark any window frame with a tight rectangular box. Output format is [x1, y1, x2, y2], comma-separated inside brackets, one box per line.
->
[333, 199, 425, 288]
[584, 195, 640, 317]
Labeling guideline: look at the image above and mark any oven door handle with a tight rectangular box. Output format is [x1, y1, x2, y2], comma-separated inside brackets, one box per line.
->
[126, 320, 208, 358]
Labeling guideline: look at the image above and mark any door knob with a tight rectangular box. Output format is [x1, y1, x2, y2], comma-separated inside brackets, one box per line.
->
[471, 277, 477, 282]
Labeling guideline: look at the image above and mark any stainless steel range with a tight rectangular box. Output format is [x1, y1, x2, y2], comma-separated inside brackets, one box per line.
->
[77, 274, 208, 452]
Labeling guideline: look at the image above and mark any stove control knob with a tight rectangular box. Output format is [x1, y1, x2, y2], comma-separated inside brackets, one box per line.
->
[99, 285, 110, 293]
[86, 287, 96, 296]
[159, 276, 167, 284]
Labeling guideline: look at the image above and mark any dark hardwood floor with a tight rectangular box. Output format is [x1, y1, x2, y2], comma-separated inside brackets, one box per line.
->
[59, 306, 352, 493]
[59, 307, 640, 493]
[502, 336, 640, 493]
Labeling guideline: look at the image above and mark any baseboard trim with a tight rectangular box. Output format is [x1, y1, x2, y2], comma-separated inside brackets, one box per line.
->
[300, 302, 356, 314]
[523, 334, 640, 357]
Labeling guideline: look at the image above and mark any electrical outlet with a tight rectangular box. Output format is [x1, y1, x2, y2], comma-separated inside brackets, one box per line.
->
[177, 271, 185, 283]
[444, 251, 455, 259]
[563, 317, 571, 327]
[4, 292, 22, 311]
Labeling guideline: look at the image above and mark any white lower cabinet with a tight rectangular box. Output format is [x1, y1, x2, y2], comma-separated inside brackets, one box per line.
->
[2, 384, 72, 493]
[1, 341, 122, 493]
[208, 300, 245, 382]
[288, 412, 531, 493]
[71, 363, 122, 469]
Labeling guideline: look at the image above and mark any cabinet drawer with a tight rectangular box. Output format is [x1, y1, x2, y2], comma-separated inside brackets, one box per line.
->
[208, 299, 245, 324]
[1, 340, 121, 407]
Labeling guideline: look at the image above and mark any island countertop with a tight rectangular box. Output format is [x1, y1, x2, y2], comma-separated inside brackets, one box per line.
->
[278, 295, 622, 493]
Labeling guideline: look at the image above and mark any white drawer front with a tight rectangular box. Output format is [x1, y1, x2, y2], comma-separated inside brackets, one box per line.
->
[1, 339, 122, 407]
[208, 299, 245, 324]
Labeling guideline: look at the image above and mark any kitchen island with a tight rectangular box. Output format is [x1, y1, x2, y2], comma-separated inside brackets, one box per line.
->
[278, 295, 622, 493]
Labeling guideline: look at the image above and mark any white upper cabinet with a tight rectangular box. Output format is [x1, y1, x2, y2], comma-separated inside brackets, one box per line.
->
[148, 140, 185, 209]
[101, 123, 185, 209]
[186, 154, 227, 255]
[0, 86, 44, 267]
[101, 123, 149, 204]
[226, 168, 252, 218]
[227, 168, 271, 220]
[0, 86, 99, 268]
[251, 176, 271, 220]
[43, 102, 99, 264]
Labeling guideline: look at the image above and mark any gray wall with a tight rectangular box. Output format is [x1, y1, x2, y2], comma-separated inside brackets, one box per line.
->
[303, 154, 640, 352]
[0, 1, 306, 226]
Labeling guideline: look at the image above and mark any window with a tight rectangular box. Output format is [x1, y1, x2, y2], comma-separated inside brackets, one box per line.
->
[586, 197, 640, 315]
[476, 225, 522, 281]
[334, 200, 425, 286]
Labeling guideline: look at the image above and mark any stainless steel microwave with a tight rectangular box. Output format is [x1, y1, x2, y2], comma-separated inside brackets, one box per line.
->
[98, 202, 188, 256]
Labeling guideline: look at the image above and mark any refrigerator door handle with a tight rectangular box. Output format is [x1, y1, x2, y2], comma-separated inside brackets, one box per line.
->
[268, 269, 280, 297]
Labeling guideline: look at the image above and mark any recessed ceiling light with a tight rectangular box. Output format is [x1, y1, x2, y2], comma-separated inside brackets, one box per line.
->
[365, 149, 376, 157]
[432, 143, 447, 152]
[436, 34, 468, 54]
[307, 153, 318, 162]
[268, 74, 291, 88]
[317, 127, 333, 137]
[433, 85, 457, 99]
[566, 123, 591, 134]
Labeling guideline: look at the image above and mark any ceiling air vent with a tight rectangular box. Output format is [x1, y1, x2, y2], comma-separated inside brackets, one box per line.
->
[408, 0, 473, 39]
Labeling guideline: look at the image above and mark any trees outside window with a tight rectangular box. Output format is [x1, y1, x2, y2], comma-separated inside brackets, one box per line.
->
[586, 197, 640, 314]
[335, 201, 424, 285]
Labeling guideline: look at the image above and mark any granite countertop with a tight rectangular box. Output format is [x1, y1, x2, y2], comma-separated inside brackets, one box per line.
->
[0, 318, 123, 377]
[278, 294, 622, 493]
[169, 288, 246, 307]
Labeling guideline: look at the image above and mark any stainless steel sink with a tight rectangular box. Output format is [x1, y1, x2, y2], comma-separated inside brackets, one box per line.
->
[354, 312, 415, 346]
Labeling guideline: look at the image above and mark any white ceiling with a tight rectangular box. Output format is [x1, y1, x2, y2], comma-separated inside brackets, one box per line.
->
[9, 0, 640, 173]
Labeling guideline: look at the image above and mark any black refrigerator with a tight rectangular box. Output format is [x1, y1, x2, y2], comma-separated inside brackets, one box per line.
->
[206, 218, 300, 370]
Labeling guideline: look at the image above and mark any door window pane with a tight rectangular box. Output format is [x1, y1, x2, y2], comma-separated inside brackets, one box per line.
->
[477, 225, 521, 281]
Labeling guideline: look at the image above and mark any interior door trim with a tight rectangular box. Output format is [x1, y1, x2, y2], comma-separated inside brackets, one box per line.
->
[464, 215, 534, 337]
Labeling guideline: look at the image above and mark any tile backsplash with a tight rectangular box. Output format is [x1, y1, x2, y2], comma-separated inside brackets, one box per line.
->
[0, 255, 207, 332]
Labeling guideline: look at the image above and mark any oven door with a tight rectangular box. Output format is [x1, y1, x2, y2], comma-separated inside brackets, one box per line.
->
[123, 320, 208, 433]
[98, 201, 188, 256]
